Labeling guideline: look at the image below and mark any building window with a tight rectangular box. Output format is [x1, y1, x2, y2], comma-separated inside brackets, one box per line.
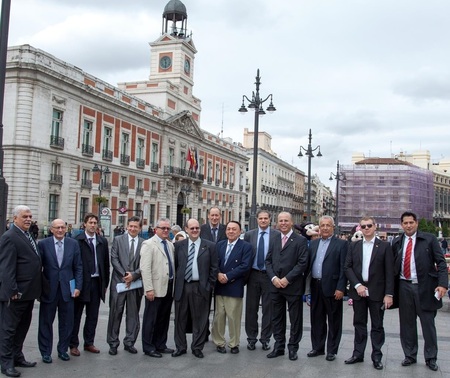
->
[48, 194, 59, 222]
[135, 202, 142, 217]
[199, 158, 204, 174]
[103, 126, 113, 160]
[152, 142, 158, 163]
[181, 150, 187, 169]
[149, 204, 156, 226]
[50, 162, 62, 184]
[121, 133, 129, 155]
[169, 148, 174, 167]
[82, 120, 94, 156]
[50, 109, 64, 148]
[119, 201, 127, 226]
[137, 138, 145, 159]
[80, 197, 89, 222]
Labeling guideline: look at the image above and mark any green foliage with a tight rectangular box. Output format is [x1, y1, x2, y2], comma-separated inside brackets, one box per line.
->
[442, 224, 449, 238]
[418, 218, 437, 234]
[95, 196, 108, 205]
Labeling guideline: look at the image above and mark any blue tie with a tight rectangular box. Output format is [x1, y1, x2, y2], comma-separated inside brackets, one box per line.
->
[257, 231, 266, 270]
[225, 243, 233, 265]
[162, 240, 173, 279]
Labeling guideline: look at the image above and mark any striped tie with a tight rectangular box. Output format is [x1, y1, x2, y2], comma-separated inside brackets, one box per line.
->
[185, 243, 196, 282]
[25, 231, 38, 254]
[403, 237, 412, 279]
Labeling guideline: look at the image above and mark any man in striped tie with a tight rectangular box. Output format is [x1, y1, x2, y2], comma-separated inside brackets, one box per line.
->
[172, 218, 218, 359]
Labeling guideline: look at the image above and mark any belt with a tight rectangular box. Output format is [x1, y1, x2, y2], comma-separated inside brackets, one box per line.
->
[252, 269, 267, 274]
[312, 277, 322, 282]
[185, 280, 199, 283]
[401, 279, 418, 285]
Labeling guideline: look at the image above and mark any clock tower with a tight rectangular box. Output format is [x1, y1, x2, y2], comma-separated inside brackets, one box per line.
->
[118, 0, 201, 123]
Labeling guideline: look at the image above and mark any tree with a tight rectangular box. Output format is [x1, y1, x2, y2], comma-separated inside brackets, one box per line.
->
[418, 218, 437, 234]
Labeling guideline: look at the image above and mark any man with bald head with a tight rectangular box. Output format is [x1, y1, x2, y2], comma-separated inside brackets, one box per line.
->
[172, 218, 218, 358]
[38, 219, 83, 363]
[0, 206, 42, 377]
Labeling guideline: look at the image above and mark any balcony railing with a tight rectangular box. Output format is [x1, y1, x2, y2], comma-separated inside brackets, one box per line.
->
[101, 182, 112, 191]
[239, 185, 243, 191]
[207, 177, 212, 185]
[50, 135, 64, 149]
[230, 183, 234, 190]
[102, 149, 113, 161]
[49, 174, 63, 185]
[81, 179, 92, 189]
[207, 199, 212, 205]
[136, 158, 145, 169]
[136, 188, 144, 196]
[151, 162, 159, 172]
[198, 195, 203, 202]
[150, 189, 158, 198]
[120, 185, 129, 194]
[163, 166, 204, 181]
[82, 144, 94, 157]
[215, 179, 221, 186]
[120, 154, 130, 166]
[222, 181, 228, 188]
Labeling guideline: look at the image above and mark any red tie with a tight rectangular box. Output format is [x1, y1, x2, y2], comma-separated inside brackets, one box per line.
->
[403, 237, 412, 279]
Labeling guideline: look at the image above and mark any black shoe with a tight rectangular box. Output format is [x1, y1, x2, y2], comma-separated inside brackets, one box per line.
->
[326, 353, 336, 361]
[247, 341, 256, 351]
[1, 368, 21, 378]
[58, 353, 70, 361]
[230, 347, 239, 354]
[124, 345, 138, 354]
[217, 346, 227, 354]
[41, 355, 52, 364]
[192, 349, 204, 358]
[171, 349, 187, 357]
[144, 351, 162, 358]
[267, 350, 285, 358]
[373, 361, 383, 370]
[14, 361, 36, 368]
[344, 356, 364, 364]
[307, 349, 325, 357]
[401, 357, 416, 366]
[289, 351, 298, 361]
[156, 348, 174, 354]
[109, 347, 117, 356]
[261, 341, 271, 351]
[426, 359, 438, 371]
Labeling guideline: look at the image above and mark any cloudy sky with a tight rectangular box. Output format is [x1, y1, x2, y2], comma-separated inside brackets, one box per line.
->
[8, 0, 450, 186]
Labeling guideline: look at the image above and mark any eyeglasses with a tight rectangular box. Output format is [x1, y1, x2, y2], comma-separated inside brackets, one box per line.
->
[52, 226, 66, 229]
[360, 224, 374, 229]
[156, 227, 171, 231]
[189, 227, 200, 231]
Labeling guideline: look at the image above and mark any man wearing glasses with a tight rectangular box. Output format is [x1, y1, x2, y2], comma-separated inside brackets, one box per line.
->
[344, 217, 394, 370]
[172, 218, 218, 358]
[140, 218, 175, 358]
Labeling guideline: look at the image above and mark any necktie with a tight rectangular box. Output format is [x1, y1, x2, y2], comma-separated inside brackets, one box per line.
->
[212, 227, 218, 242]
[257, 231, 266, 270]
[25, 231, 38, 254]
[282, 235, 288, 248]
[225, 243, 233, 265]
[162, 240, 174, 279]
[185, 243, 196, 282]
[403, 237, 412, 279]
[129, 238, 135, 265]
[56, 240, 63, 267]
[88, 237, 96, 274]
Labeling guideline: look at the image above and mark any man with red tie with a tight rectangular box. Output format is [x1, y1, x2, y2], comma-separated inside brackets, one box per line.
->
[392, 211, 447, 372]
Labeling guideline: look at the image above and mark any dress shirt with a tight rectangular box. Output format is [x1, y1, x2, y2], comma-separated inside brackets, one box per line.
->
[312, 237, 331, 279]
[86, 232, 99, 277]
[362, 238, 375, 282]
[401, 234, 417, 281]
[252, 228, 270, 270]
[188, 238, 201, 281]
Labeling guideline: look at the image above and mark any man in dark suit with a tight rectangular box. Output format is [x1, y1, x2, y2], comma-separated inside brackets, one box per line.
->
[200, 207, 226, 243]
[265, 211, 309, 361]
[0, 205, 42, 378]
[140, 217, 175, 358]
[70, 213, 110, 356]
[392, 211, 447, 372]
[212, 221, 252, 354]
[107, 216, 144, 356]
[38, 218, 83, 363]
[307, 216, 348, 362]
[244, 209, 280, 351]
[344, 216, 394, 370]
[172, 218, 218, 359]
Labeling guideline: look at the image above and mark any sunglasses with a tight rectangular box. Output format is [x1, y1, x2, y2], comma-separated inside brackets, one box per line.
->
[360, 224, 374, 229]
[157, 227, 171, 231]
[189, 227, 200, 231]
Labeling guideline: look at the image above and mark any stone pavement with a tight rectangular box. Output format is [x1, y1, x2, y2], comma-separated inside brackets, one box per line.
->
[17, 294, 450, 378]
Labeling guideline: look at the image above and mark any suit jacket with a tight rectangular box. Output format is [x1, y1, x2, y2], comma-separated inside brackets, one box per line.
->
[140, 235, 175, 297]
[75, 232, 110, 302]
[110, 233, 144, 296]
[392, 231, 447, 311]
[0, 226, 42, 301]
[265, 232, 309, 296]
[39, 236, 83, 303]
[309, 236, 348, 297]
[345, 238, 394, 302]
[215, 239, 252, 298]
[173, 238, 218, 302]
[200, 223, 227, 243]
[244, 227, 281, 269]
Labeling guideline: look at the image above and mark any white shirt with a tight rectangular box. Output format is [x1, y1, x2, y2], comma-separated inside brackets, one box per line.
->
[401, 234, 417, 281]
[362, 238, 375, 282]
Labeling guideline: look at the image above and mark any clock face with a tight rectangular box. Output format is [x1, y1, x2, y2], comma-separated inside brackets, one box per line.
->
[159, 55, 172, 70]
[184, 58, 191, 74]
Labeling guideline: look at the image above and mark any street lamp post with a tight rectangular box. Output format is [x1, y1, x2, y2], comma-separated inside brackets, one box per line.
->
[329, 160, 345, 235]
[92, 164, 111, 221]
[239, 69, 276, 230]
[298, 129, 322, 222]
[180, 184, 192, 228]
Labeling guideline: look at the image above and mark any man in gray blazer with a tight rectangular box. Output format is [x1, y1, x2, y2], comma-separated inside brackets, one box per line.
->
[107, 216, 144, 356]
[244, 210, 280, 351]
